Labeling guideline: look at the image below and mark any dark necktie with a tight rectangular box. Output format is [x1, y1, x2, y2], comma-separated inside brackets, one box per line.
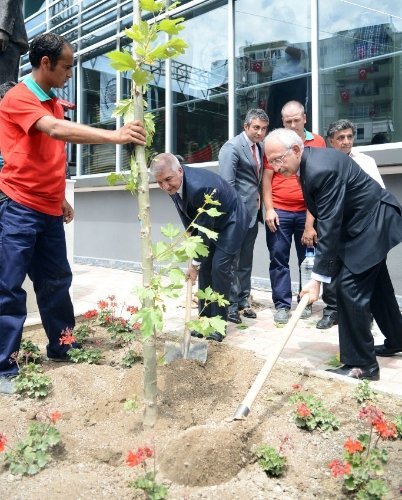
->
[252, 144, 260, 174]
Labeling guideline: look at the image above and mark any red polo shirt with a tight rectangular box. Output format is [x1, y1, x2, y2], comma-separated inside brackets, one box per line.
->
[0, 79, 66, 216]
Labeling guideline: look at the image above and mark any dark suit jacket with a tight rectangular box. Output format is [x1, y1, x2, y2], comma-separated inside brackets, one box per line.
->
[171, 165, 251, 255]
[0, 0, 29, 51]
[300, 147, 402, 276]
[218, 132, 263, 227]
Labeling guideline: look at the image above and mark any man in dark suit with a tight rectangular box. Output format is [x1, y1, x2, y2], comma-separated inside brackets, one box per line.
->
[0, 0, 29, 84]
[219, 108, 268, 324]
[264, 128, 402, 380]
[150, 153, 251, 342]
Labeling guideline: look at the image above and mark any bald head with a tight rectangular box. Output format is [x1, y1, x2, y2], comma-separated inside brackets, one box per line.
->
[281, 100, 306, 140]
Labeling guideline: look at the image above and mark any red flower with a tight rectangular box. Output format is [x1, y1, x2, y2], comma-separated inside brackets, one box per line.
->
[126, 305, 138, 314]
[133, 322, 142, 330]
[373, 420, 397, 440]
[59, 328, 76, 345]
[126, 447, 154, 467]
[84, 309, 98, 319]
[292, 383, 302, 391]
[0, 433, 7, 452]
[328, 459, 351, 478]
[344, 438, 364, 454]
[97, 300, 109, 310]
[296, 403, 311, 418]
[120, 318, 127, 327]
[358, 405, 384, 425]
[50, 411, 62, 424]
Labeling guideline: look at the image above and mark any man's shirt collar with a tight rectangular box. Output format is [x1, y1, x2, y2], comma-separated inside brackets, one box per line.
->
[22, 74, 57, 102]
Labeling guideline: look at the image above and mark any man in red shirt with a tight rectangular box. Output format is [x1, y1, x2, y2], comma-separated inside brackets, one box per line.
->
[0, 33, 145, 394]
[263, 100, 325, 325]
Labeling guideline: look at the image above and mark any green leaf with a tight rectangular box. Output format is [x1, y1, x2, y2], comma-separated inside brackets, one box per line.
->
[107, 172, 126, 186]
[160, 223, 182, 239]
[204, 192, 221, 205]
[181, 236, 209, 258]
[168, 267, 185, 284]
[204, 207, 224, 217]
[191, 223, 218, 240]
[107, 50, 137, 72]
[140, 0, 164, 13]
[133, 307, 163, 339]
[166, 37, 188, 56]
[124, 21, 150, 42]
[112, 98, 134, 118]
[132, 68, 153, 87]
[157, 17, 185, 35]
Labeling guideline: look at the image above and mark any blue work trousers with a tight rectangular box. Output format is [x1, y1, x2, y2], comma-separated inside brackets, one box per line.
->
[265, 209, 306, 309]
[0, 199, 75, 375]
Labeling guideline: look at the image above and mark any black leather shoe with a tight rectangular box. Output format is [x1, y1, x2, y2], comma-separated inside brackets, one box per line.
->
[374, 345, 402, 357]
[190, 330, 203, 338]
[316, 313, 338, 329]
[326, 363, 379, 381]
[242, 307, 257, 319]
[227, 311, 242, 324]
[206, 332, 224, 342]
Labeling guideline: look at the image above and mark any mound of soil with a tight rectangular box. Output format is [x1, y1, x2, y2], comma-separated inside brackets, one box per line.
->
[0, 325, 401, 499]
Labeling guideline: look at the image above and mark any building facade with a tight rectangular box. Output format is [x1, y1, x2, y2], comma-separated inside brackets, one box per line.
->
[22, 0, 402, 296]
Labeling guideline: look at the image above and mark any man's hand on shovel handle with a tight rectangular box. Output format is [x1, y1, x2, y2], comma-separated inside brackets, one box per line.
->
[186, 262, 200, 284]
[300, 279, 321, 303]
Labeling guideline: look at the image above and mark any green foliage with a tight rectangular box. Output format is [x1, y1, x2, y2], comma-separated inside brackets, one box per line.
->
[74, 323, 92, 343]
[129, 471, 168, 499]
[67, 347, 103, 364]
[15, 363, 52, 399]
[290, 392, 340, 432]
[123, 397, 140, 412]
[255, 444, 287, 477]
[353, 380, 378, 404]
[3, 421, 61, 476]
[327, 352, 342, 367]
[19, 340, 42, 364]
[121, 350, 143, 368]
[394, 415, 402, 438]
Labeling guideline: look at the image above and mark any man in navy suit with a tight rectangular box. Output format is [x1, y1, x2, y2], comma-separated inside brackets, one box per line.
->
[150, 153, 251, 342]
[219, 108, 268, 324]
[264, 128, 402, 380]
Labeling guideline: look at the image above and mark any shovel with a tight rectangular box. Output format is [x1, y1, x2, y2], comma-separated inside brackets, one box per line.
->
[230, 293, 310, 420]
[164, 279, 208, 363]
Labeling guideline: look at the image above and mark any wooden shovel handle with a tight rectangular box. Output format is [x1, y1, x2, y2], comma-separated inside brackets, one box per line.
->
[232, 294, 310, 419]
[182, 279, 193, 359]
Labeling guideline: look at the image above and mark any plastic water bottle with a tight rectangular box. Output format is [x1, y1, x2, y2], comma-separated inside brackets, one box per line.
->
[300, 247, 316, 289]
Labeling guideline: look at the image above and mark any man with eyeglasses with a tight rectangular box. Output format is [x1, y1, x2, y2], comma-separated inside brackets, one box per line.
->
[315, 119, 385, 330]
[263, 100, 325, 325]
[264, 128, 402, 381]
[219, 108, 269, 324]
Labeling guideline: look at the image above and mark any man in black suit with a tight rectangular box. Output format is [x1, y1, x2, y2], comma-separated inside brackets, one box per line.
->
[150, 153, 251, 342]
[264, 128, 402, 380]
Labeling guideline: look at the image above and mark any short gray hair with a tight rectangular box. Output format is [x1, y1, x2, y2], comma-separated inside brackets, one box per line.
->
[326, 119, 356, 138]
[244, 108, 269, 126]
[149, 152, 181, 175]
[265, 128, 304, 150]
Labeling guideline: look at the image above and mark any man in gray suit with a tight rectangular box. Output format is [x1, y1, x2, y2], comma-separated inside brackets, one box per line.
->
[219, 109, 269, 323]
[0, 0, 28, 84]
[264, 128, 402, 381]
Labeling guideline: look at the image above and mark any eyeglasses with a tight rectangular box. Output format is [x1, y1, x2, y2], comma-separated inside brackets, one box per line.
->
[271, 148, 291, 166]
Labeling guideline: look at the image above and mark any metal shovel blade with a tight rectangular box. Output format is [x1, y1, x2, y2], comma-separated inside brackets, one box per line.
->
[164, 340, 208, 363]
[164, 278, 208, 364]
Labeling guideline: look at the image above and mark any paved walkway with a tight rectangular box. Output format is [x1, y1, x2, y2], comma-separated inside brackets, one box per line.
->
[25, 263, 402, 398]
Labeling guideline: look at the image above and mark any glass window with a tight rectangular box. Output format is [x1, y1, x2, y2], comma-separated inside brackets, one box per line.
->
[171, 1, 228, 163]
[235, 0, 311, 132]
[81, 48, 117, 175]
[319, 1, 402, 144]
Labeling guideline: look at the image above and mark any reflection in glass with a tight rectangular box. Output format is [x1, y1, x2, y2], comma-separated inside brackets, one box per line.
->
[235, 0, 311, 132]
[171, 2, 228, 163]
[319, 1, 402, 144]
